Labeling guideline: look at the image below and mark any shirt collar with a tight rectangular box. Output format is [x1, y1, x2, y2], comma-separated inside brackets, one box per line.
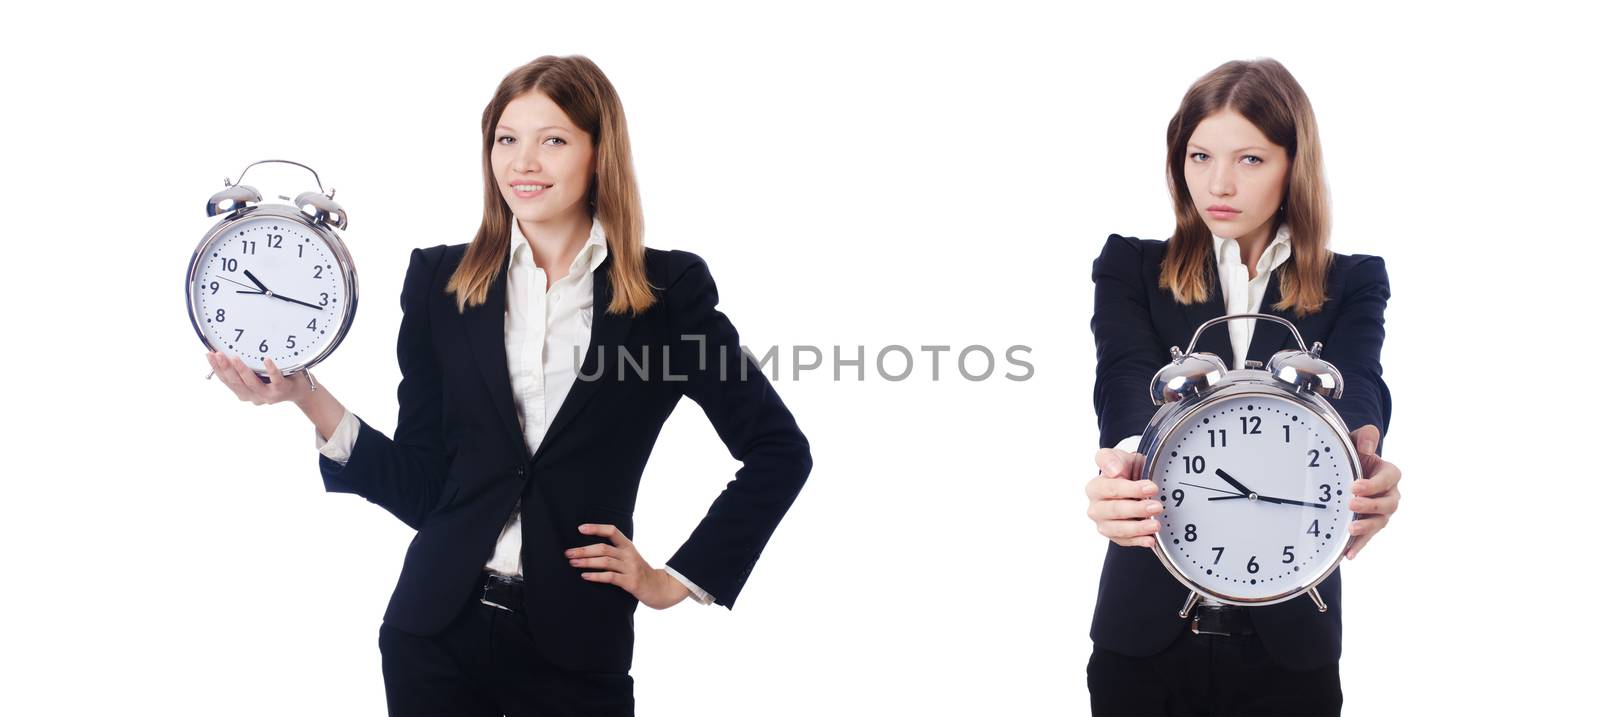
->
[1211, 222, 1293, 276]
[508, 215, 610, 276]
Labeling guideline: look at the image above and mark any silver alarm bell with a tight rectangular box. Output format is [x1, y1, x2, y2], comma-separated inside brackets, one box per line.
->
[294, 190, 348, 230]
[1267, 343, 1344, 399]
[206, 184, 262, 217]
[1149, 348, 1229, 406]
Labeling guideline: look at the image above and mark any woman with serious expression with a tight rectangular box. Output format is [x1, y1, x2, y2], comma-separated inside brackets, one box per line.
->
[1182, 107, 1290, 276]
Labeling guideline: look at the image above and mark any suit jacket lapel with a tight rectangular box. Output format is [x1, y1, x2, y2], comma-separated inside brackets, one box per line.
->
[1178, 265, 1234, 367]
[533, 255, 629, 465]
[465, 262, 526, 455]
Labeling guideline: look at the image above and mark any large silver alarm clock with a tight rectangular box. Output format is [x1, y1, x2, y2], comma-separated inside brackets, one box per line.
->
[1138, 313, 1362, 617]
[187, 159, 358, 380]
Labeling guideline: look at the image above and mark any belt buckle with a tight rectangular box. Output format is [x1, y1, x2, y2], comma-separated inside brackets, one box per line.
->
[1190, 608, 1234, 637]
[479, 573, 517, 613]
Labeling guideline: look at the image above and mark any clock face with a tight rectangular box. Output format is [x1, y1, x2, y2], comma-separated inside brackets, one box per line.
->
[1149, 392, 1355, 602]
[190, 214, 351, 372]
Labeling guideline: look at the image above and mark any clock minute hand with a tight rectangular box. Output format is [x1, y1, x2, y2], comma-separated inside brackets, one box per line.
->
[1213, 468, 1256, 497]
[1255, 495, 1327, 510]
[267, 292, 327, 311]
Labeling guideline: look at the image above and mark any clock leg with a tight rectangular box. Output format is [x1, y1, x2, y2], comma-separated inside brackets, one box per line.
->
[1308, 586, 1328, 613]
[1178, 591, 1202, 619]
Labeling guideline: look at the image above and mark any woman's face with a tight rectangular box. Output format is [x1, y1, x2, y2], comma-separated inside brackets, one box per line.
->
[1182, 108, 1290, 244]
[492, 91, 596, 227]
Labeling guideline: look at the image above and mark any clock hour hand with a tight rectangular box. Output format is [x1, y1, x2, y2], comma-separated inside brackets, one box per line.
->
[1213, 468, 1256, 498]
[243, 269, 269, 293]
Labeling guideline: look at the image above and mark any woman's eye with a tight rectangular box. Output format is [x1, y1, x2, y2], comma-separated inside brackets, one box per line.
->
[1190, 152, 1209, 162]
[543, 136, 566, 146]
[1241, 155, 1263, 166]
[496, 136, 514, 145]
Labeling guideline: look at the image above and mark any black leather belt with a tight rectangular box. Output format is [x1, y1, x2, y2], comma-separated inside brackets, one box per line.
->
[478, 571, 524, 613]
[1190, 604, 1254, 637]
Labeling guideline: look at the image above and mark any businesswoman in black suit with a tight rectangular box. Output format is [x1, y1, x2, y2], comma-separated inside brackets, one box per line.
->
[206, 55, 811, 716]
[1081, 58, 1403, 716]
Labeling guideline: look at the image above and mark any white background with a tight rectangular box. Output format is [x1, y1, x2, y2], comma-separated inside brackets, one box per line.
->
[4, 1, 1594, 714]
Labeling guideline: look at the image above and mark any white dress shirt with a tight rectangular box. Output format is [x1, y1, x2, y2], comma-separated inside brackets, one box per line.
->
[1112, 224, 1294, 454]
[315, 217, 713, 605]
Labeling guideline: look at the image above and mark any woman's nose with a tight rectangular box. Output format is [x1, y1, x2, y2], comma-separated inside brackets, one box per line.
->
[513, 148, 541, 173]
[1208, 164, 1235, 198]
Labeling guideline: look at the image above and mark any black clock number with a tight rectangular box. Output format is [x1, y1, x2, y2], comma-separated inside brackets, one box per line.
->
[1282, 424, 1291, 443]
[1308, 450, 1321, 468]
[258, 339, 269, 353]
[215, 308, 225, 322]
[208, 281, 219, 295]
[239, 241, 256, 255]
[1184, 524, 1197, 542]
[1281, 546, 1295, 563]
[268, 234, 283, 249]
[1319, 484, 1332, 502]
[306, 318, 318, 331]
[1247, 556, 1260, 574]
[286, 335, 297, 349]
[1171, 489, 1185, 507]
[1182, 455, 1206, 474]
[297, 244, 304, 258]
[1239, 416, 1261, 435]
[222, 258, 238, 272]
[1211, 546, 1224, 565]
[1208, 429, 1227, 448]
[233, 329, 244, 342]
[313, 265, 323, 279]
[319, 292, 329, 307]
[1307, 519, 1320, 536]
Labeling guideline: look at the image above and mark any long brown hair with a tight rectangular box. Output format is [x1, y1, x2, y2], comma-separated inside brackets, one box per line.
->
[1160, 58, 1331, 317]
[445, 55, 655, 316]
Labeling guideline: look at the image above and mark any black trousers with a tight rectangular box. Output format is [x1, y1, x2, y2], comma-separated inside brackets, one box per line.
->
[1086, 630, 1341, 716]
[378, 595, 634, 716]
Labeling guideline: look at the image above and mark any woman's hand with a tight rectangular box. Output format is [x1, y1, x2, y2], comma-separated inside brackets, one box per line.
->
[566, 523, 690, 610]
[206, 351, 313, 406]
[1086, 448, 1162, 548]
[1346, 424, 1402, 560]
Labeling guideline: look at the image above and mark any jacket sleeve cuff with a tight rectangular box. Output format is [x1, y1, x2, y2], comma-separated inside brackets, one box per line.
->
[315, 410, 360, 466]
[663, 565, 716, 606]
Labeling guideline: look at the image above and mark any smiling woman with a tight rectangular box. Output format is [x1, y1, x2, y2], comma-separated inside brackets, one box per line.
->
[205, 54, 812, 717]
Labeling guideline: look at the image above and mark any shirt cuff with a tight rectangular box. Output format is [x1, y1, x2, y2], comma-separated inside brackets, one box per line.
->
[315, 410, 359, 466]
[663, 565, 715, 606]
[1114, 434, 1141, 454]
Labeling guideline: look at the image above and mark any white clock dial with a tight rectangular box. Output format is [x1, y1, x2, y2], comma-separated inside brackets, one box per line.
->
[191, 215, 349, 372]
[1151, 393, 1354, 601]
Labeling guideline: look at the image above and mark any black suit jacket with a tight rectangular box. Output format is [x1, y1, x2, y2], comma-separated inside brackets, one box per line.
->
[1088, 233, 1392, 671]
[318, 243, 812, 673]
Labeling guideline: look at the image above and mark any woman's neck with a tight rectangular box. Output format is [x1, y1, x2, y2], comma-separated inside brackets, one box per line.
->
[517, 211, 593, 290]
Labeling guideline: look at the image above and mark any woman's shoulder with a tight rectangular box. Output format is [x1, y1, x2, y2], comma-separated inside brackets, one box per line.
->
[1095, 233, 1170, 278]
[1325, 249, 1389, 299]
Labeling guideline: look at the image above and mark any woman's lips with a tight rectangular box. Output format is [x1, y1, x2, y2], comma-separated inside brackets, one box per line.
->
[511, 184, 550, 199]
[1206, 208, 1241, 220]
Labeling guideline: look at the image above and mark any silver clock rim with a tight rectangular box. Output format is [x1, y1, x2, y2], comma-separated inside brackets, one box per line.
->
[1141, 380, 1362, 607]
[186, 204, 360, 376]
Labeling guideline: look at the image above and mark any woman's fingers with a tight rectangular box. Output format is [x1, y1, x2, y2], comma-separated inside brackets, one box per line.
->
[1098, 516, 1160, 541]
[1088, 497, 1163, 522]
[569, 556, 625, 571]
[567, 543, 620, 559]
[578, 523, 633, 548]
[1349, 487, 1399, 516]
[1086, 476, 1157, 502]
